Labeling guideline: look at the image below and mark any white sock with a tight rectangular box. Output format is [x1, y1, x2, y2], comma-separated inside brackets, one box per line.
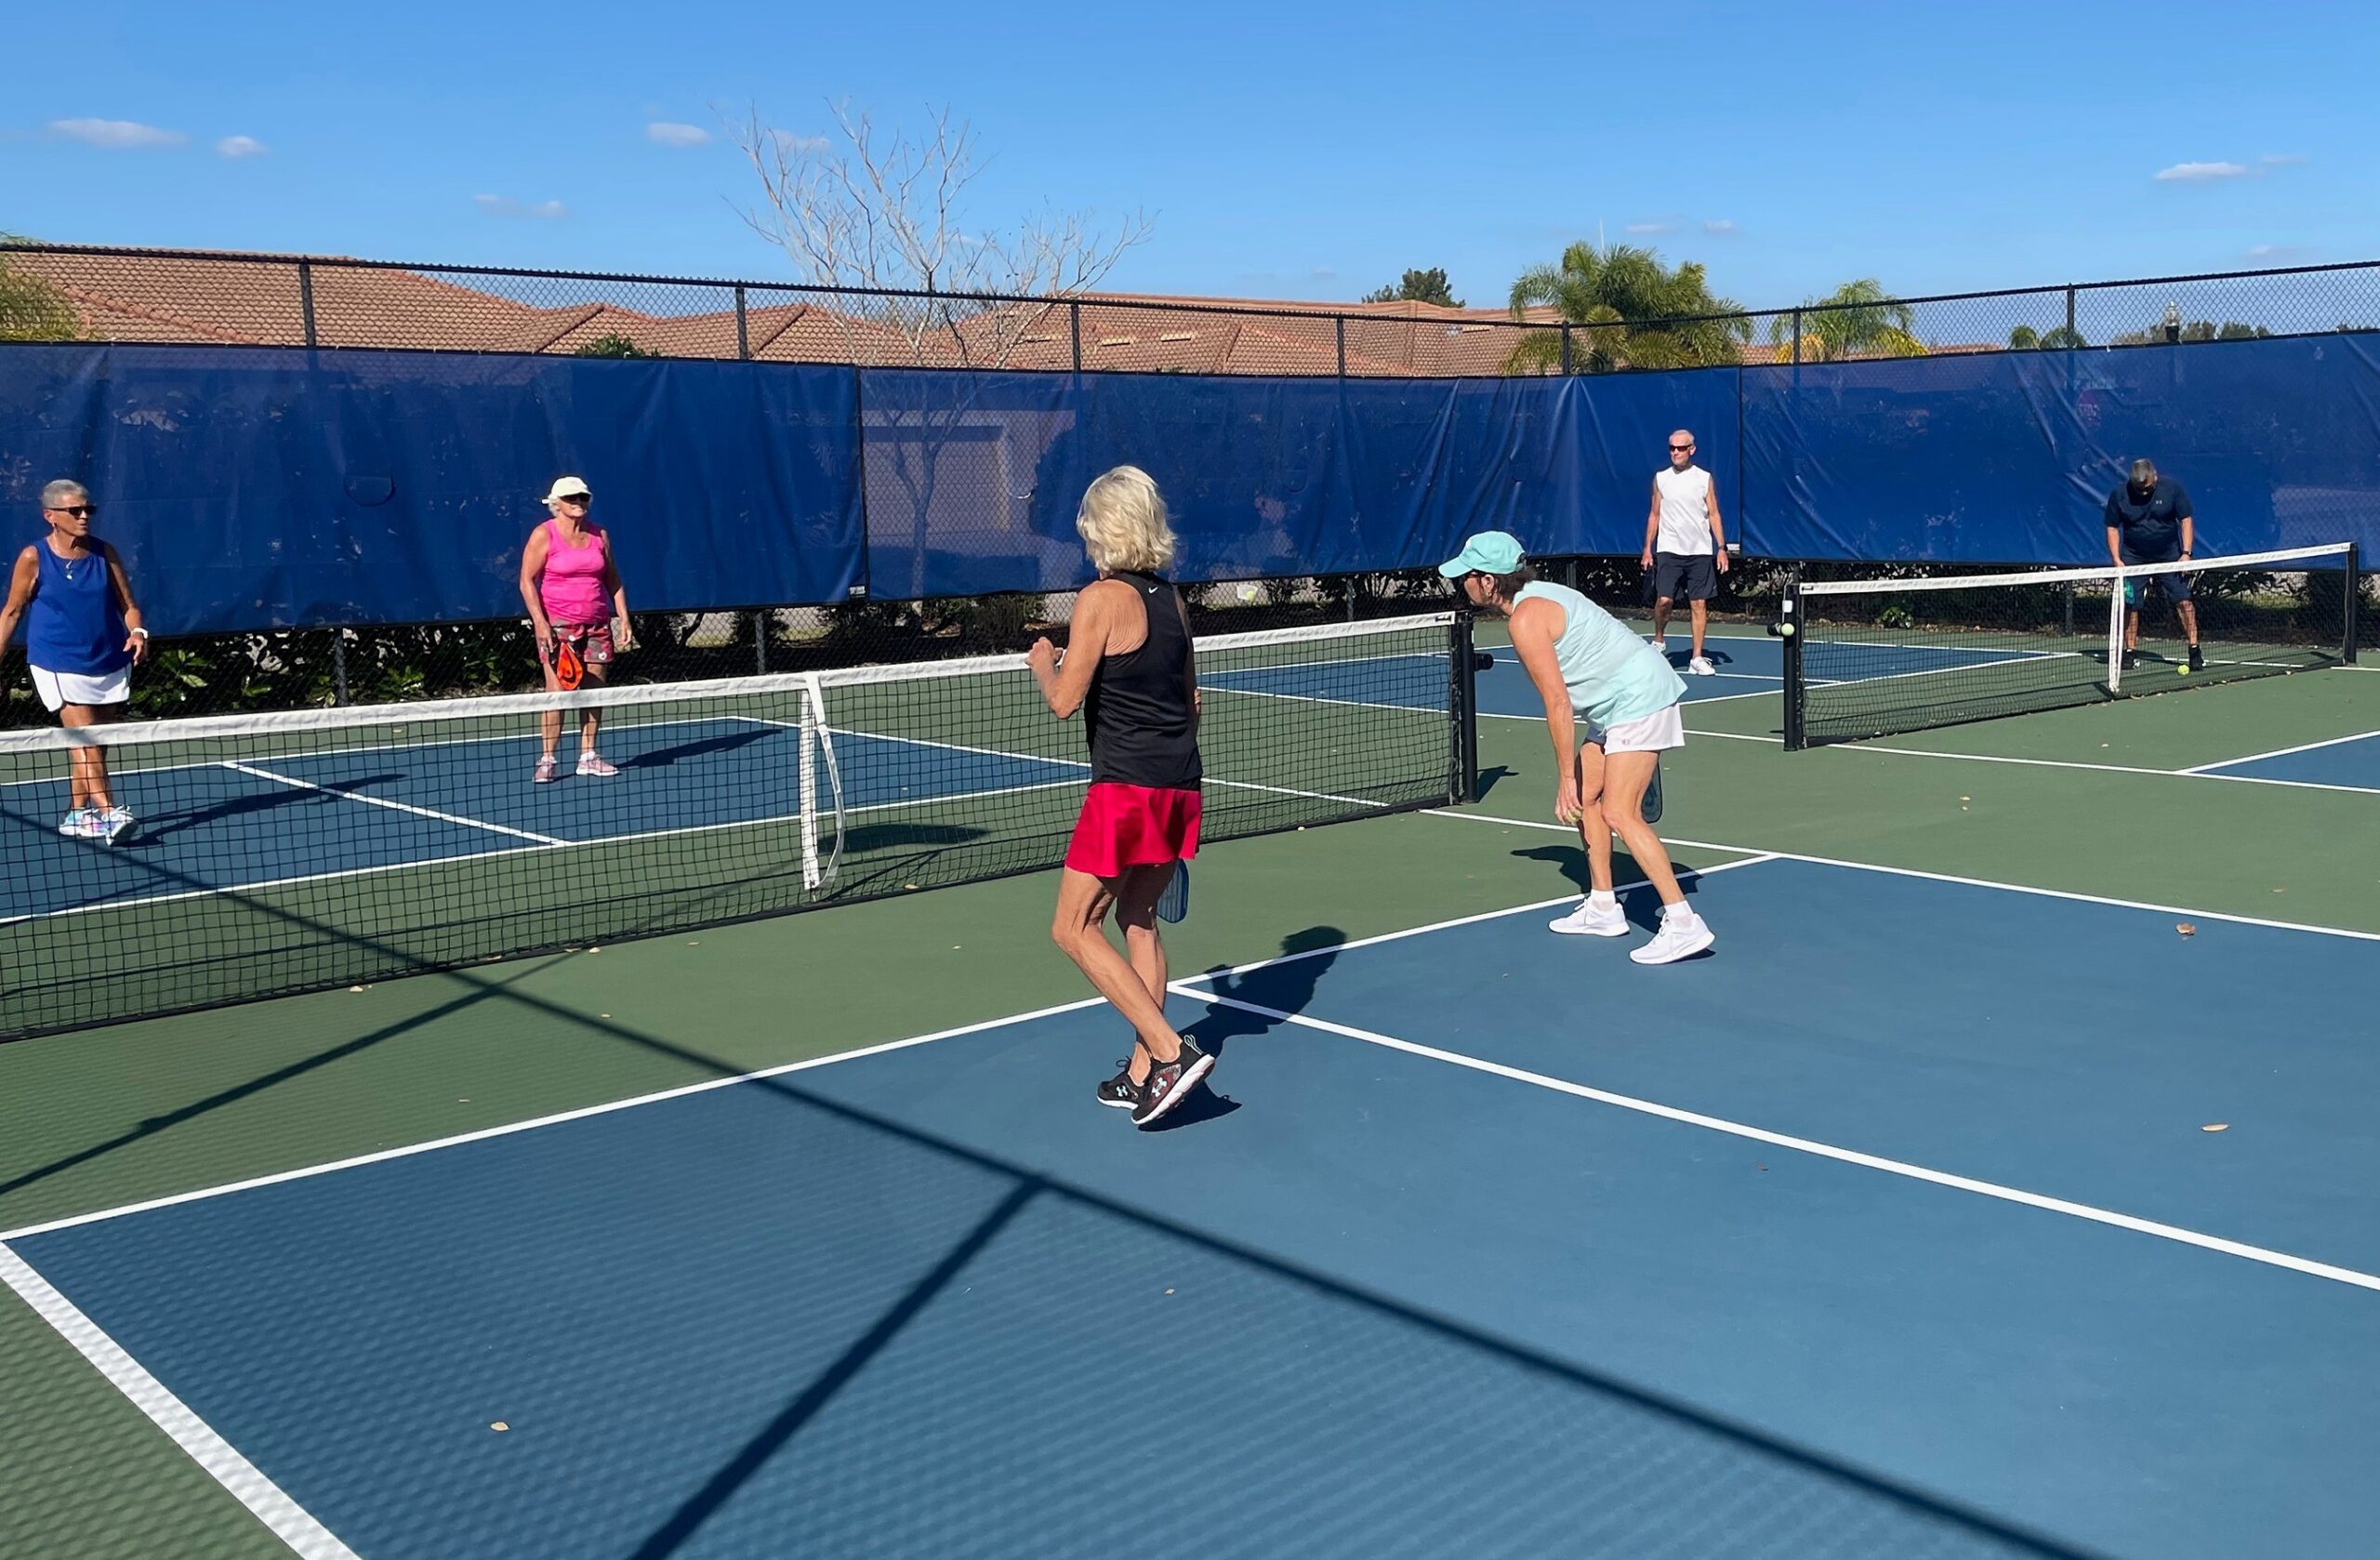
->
[1588, 891, 1618, 910]
[1660, 900, 1693, 921]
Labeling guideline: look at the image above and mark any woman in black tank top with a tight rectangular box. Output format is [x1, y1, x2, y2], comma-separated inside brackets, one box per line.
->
[1027, 467, 1215, 1127]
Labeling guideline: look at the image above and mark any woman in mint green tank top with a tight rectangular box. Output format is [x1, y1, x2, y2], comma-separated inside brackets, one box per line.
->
[1439, 531, 1715, 966]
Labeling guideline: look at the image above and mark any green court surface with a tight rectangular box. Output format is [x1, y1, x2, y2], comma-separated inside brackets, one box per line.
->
[3, 644, 2374, 1559]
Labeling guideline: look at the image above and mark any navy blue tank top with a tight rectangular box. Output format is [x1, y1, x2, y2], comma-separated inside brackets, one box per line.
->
[26, 542, 131, 677]
[1084, 571, 1201, 790]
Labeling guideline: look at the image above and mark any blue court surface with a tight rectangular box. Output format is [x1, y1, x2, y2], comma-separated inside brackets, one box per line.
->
[2192, 729, 2380, 792]
[8, 856, 2373, 1559]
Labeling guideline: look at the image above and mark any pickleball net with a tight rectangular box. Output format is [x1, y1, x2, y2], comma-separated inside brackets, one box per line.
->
[1781, 543, 2359, 747]
[0, 612, 1475, 1040]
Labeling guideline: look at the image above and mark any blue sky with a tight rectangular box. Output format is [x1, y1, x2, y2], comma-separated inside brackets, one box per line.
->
[6, 0, 2375, 311]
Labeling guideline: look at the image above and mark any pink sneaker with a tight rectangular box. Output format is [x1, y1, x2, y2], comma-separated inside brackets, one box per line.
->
[534, 756, 559, 784]
[575, 753, 619, 778]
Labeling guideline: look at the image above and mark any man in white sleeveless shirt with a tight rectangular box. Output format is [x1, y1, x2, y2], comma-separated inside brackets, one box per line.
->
[1442, 530, 1716, 965]
[1640, 430, 1728, 676]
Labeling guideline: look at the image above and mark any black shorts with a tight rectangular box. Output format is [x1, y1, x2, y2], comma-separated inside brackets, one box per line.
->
[2120, 543, 2192, 605]
[1654, 552, 1716, 602]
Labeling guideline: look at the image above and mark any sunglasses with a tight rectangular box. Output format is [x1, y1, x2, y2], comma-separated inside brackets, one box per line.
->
[50, 504, 97, 517]
[557, 494, 591, 506]
[1668, 444, 1694, 453]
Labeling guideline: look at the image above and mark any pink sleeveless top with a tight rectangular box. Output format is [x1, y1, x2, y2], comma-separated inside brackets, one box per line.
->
[537, 520, 610, 625]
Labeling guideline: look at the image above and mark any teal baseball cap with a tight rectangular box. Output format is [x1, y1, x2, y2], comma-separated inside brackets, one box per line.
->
[1437, 530, 1526, 578]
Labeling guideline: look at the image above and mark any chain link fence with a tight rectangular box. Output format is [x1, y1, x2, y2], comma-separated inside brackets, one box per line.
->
[5, 242, 2373, 725]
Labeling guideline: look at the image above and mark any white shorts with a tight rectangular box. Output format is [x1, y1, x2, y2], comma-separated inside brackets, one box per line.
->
[31, 665, 131, 713]
[1582, 702, 1684, 755]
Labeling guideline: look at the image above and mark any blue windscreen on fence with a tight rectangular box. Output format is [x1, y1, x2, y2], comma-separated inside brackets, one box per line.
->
[3, 334, 2373, 636]
[0, 345, 863, 634]
[858, 366, 1739, 596]
[1739, 332, 2380, 562]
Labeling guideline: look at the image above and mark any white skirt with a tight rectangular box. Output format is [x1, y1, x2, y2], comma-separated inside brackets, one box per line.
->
[31, 664, 131, 713]
[1582, 702, 1685, 755]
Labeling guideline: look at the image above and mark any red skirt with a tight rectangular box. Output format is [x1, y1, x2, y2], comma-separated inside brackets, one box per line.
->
[1064, 782, 1202, 877]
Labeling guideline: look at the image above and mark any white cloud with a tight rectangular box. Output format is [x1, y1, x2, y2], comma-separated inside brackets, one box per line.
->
[2155, 161, 2250, 181]
[48, 117, 186, 150]
[1311, 267, 1337, 280]
[770, 128, 829, 154]
[1702, 218, 1739, 235]
[216, 135, 267, 160]
[2261, 152, 2308, 166]
[1625, 220, 1679, 236]
[474, 194, 567, 219]
[2246, 243, 2309, 262]
[645, 121, 710, 148]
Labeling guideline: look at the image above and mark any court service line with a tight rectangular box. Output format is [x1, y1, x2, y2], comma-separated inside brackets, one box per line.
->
[223, 761, 569, 846]
[1170, 854, 1779, 988]
[2180, 727, 2380, 773]
[0, 1245, 361, 1559]
[1419, 809, 2380, 944]
[0, 996, 1115, 1246]
[1178, 991, 2380, 1295]
[1669, 735, 2380, 795]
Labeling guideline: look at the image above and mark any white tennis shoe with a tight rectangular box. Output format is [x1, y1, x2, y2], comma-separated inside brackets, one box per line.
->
[1687, 655, 1716, 676]
[1549, 897, 1630, 936]
[1630, 907, 1715, 965]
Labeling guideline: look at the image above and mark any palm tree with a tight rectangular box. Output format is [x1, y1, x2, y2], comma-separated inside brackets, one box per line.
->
[1505, 243, 1751, 374]
[0, 240, 82, 342]
[1769, 279, 1923, 363]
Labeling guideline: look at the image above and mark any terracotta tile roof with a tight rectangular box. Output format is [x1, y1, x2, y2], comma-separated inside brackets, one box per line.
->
[7, 246, 1995, 376]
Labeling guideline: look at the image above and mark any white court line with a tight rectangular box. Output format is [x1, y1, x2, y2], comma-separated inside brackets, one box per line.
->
[0, 1244, 362, 1559]
[224, 761, 568, 846]
[1685, 735, 2380, 796]
[0, 996, 1117, 1245]
[2182, 727, 2380, 774]
[1170, 853, 1778, 989]
[1175, 991, 2380, 1295]
[1419, 810, 2380, 944]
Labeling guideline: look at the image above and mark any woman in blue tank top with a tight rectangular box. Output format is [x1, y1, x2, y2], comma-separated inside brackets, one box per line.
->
[1441, 531, 1716, 966]
[0, 480, 151, 843]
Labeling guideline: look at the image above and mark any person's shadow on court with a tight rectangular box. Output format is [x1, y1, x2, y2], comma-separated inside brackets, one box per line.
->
[1142, 926, 1344, 1131]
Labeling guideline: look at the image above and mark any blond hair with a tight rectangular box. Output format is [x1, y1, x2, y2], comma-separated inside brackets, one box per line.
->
[1075, 466, 1177, 575]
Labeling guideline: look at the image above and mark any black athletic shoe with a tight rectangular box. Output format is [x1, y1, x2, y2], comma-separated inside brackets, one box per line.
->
[1096, 1061, 1142, 1110]
[2187, 643, 2204, 673]
[2120, 649, 2138, 671]
[1130, 1038, 1214, 1127]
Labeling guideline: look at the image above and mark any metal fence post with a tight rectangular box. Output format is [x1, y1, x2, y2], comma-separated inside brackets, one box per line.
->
[2063, 285, 2077, 344]
[754, 609, 768, 672]
[1070, 301, 1082, 372]
[2345, 544, 2362, 662]
[331, 630, 349, 705]
[734, 285, 750, 360]
[1335, 315, 1346, 377]
[1559, 323, 1573, 375]
[1790, 308, 1803, 366]
[298, 260, 318, 348]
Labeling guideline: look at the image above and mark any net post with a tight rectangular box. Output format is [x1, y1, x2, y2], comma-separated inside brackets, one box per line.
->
[1449, 612, 1480, 802]
[2345, 543, 2362, 664]
[1779, 573, 1805, 750]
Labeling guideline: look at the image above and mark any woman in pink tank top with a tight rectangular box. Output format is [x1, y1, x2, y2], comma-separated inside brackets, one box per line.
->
[518, 475, 634, 784]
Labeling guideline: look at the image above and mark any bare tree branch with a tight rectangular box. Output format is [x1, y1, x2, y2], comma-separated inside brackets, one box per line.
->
[728, 99, 1150, 370]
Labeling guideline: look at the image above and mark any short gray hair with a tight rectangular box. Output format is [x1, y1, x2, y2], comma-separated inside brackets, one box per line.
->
[39, 479, 90, 511]
[2128, 458, 2158, 488]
